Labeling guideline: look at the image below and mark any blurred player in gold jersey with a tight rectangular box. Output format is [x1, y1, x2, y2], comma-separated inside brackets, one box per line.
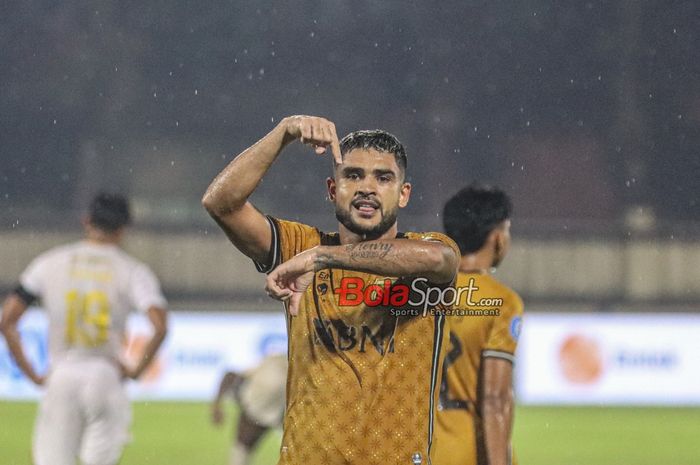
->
[202, 115, 460, 465]
[435, 185, 523, 465]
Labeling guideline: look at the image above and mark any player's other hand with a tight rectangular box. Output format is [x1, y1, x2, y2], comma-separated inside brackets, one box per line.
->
[211, 402, 225, 426]
[282, 115, 342, 164]
[117, 361, 139, 380]
[265, 249, 317, 316]
[29, 373, 46, 386]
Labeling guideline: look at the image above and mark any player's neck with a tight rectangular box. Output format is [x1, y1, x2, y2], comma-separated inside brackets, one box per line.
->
[459, 252, 492, 274]
[337, 222, 399, 244]
[85, 230, 122, 246]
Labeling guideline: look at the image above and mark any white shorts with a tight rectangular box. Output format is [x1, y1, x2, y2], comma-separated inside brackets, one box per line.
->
[33, 358, 131, 465]
[237, 354, 287, 428]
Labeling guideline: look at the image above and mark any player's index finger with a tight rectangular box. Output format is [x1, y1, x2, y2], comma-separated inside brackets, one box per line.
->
[330, 137, 342, 165]
[328, 123, 342, 164]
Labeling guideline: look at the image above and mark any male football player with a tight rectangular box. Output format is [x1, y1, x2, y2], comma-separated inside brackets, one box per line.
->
[211, 353, 288, 465]
[202, 115, 460, 465]
[0, 193, 168, 465]
[435, 185, 523, 465]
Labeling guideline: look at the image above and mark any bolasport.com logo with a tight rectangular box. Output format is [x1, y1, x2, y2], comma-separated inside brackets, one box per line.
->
[332, 276, 503, 317]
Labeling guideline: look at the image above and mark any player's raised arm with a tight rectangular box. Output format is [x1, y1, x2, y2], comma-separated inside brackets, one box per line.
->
[202, 116, 341, 264]
[265, 238, 459, 314]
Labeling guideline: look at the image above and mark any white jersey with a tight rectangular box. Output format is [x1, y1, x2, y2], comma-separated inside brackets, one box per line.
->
[20, 241, 167, 364]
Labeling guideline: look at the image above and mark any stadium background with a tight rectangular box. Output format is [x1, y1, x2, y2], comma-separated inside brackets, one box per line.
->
[1, 2, 699, 464]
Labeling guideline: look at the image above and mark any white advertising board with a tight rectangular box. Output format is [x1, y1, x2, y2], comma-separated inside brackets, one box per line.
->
[4, 310, 700, 405]
[515, 313, 700, 405]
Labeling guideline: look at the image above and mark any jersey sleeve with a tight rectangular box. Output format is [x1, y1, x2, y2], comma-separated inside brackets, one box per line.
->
[482, 291, 524, 363]
[252, 216, 320, 273]
[18, 254, 50, 301]
[128, 264, 168, 313]
[412, 231, 461, 283]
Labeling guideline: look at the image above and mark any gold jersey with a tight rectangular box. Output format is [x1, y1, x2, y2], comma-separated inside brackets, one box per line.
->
[255, 217, 460, 465]
[433, 272, 524, 465]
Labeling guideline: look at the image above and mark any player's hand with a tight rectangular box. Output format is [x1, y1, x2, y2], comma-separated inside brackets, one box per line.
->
[117, 361, 139, 380]
[265, 249, 317, 316]
[282, 115, 342, 164]
[29, 373, 46, 386]
[211, 402, 225, 426]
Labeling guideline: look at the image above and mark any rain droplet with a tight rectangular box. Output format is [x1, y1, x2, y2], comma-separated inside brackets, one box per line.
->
[194, 89, 198, 95]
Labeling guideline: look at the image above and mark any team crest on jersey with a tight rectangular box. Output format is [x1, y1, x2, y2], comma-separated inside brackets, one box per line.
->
[510, 316, 522, 342]
[316, 283, 329, 295]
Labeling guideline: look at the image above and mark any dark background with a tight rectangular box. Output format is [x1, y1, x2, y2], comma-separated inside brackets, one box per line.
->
[2, 1, 698, 234]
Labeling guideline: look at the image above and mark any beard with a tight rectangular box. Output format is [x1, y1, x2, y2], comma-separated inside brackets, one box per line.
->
[335, 203, 399, 240]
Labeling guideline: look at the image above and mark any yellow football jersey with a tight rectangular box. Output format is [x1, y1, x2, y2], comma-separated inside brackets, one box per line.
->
[255, 217, 460, 465]
[433, 272, 524, 465]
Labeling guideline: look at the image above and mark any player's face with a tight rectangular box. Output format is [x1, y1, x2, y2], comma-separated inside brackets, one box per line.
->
[327, 149, 411, 239]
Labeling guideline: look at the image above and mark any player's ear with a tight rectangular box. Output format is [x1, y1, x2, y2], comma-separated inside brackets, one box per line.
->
[326, 177, 336, 201]
[81, 215, 92, 232]
[398, 182, 411, 208]
[491, 223, 509, 258]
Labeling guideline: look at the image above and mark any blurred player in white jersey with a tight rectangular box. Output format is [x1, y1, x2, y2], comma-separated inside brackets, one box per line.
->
[211, 353, 287, 465]
[0, 192, 168, 465]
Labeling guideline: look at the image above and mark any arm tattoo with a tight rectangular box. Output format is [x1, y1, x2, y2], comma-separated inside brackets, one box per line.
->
[345, 242, 394, 262]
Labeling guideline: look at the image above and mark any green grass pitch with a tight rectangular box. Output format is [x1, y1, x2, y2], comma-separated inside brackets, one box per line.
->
[1, 402, 699, 465]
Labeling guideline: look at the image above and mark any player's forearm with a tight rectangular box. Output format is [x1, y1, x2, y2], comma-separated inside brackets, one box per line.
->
[214, 372, 239, 403]
[202, 120, 292, 216]
[0, 324, 40, 381]
[0, 296, 40, 383]
[132, 327, 167, 379]
[314, 240, 458, 284]
[481, 393, 514, 465]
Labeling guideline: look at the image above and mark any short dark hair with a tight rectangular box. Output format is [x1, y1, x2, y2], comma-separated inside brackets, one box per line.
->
[443, 184, 512, 254]
[88, 192, 131, 232]
[339, 129, 407, 175]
